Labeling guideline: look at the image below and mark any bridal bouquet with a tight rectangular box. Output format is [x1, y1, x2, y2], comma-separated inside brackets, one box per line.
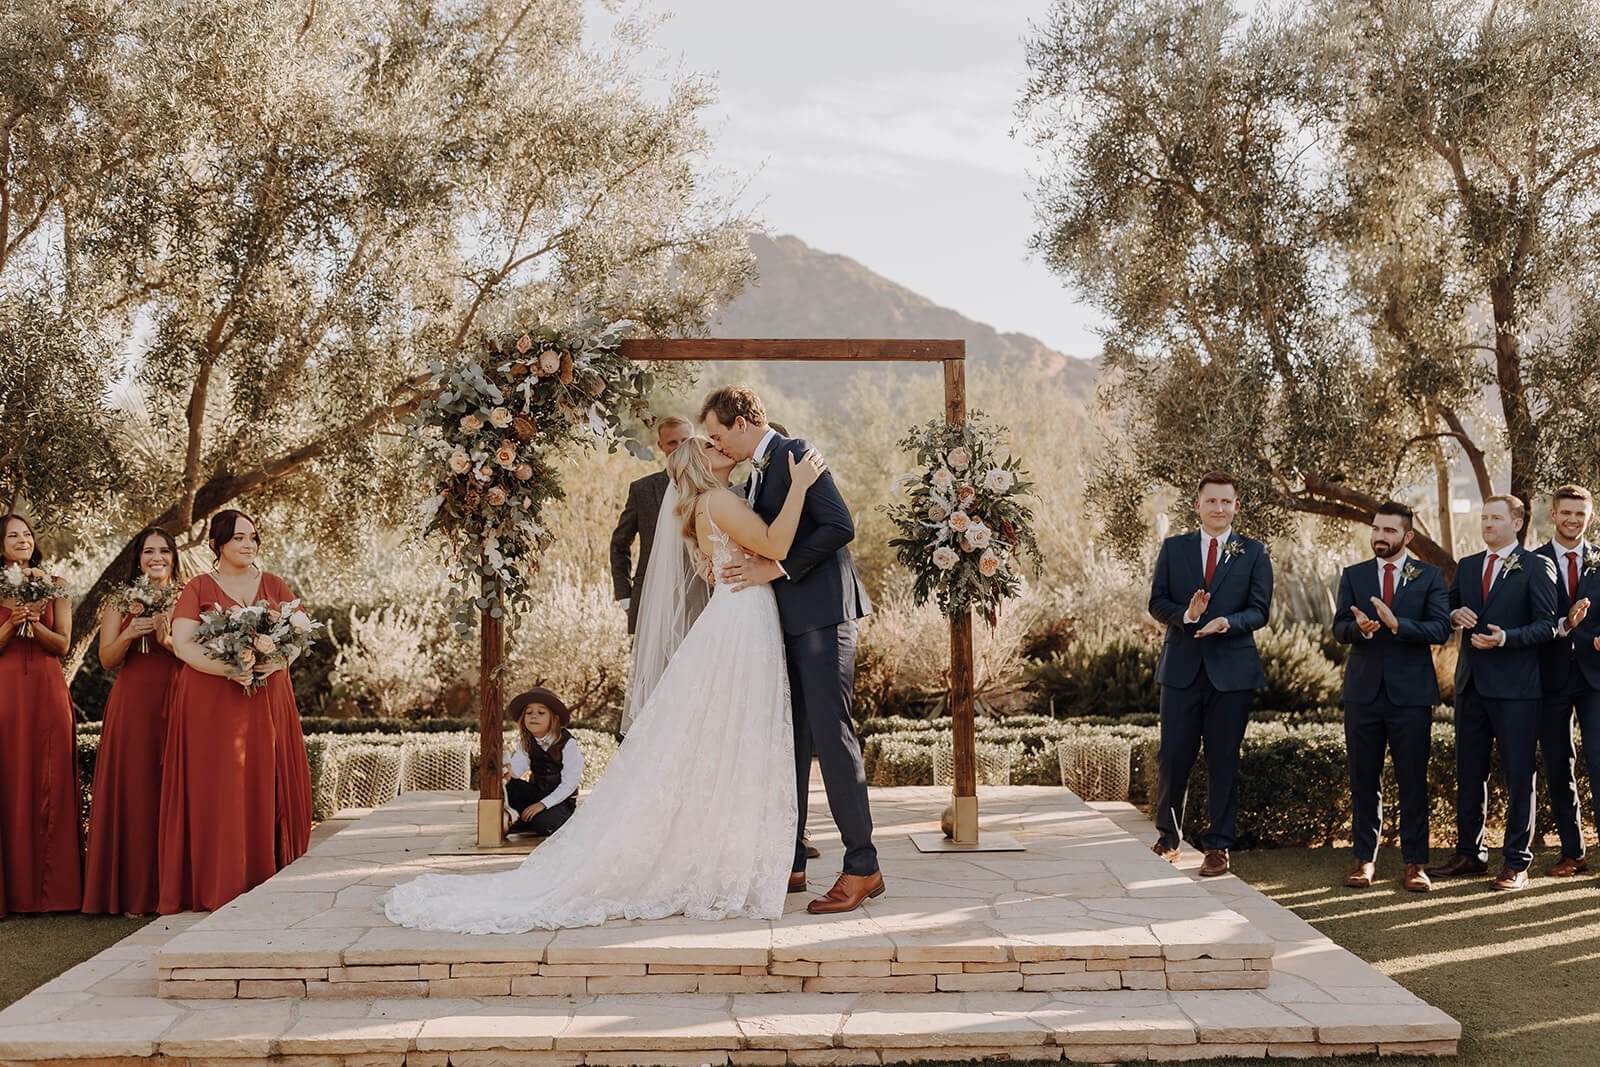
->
[884, 414, 1039, 625]
[114, 575, 183, 653]
[0, 563, 65, 638]
[194, 599, 324, 694]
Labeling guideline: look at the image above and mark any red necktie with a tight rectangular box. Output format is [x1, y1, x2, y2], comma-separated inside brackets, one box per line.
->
[1568, 551, 1579, 600]
[1204, 536, 1218, 589]
[1382, 562, 1395, 607]
[1482, 553, 1498, 602]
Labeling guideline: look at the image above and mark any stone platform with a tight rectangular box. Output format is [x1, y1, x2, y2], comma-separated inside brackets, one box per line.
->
[153, 789, 1274, 1000]
[0, 786, 1461, 1064]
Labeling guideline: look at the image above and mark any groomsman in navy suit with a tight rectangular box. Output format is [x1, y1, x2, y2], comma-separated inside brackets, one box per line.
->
[1333, 502, 1451, 892]
[1148, 472, 1274, 877]
[1428, 495, 1560, 890]
[1535, 485, 1597, 877]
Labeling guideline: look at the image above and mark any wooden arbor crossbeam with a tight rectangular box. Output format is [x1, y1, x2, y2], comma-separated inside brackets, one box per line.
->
[478, 337, 981, 846]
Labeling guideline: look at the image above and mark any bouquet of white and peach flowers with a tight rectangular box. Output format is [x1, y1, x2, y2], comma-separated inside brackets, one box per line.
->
[193, 598, 324, 694]
[114, 575, 183, 654]
[0, 563, 65, 638]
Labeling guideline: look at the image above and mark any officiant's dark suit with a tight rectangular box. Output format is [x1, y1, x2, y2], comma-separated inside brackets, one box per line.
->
[610, 470, 668, 634]
[1148, 526, 1273, 862]
[1438, 536, 1558, 881]
[1333, 554, 1450, 868]
[747, 431, 876, 877]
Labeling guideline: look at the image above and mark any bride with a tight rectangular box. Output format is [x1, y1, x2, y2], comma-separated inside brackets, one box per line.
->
[383, 437, 826, 933]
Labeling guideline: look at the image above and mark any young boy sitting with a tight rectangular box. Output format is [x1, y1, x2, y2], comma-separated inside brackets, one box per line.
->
[502, 687, 584, 836]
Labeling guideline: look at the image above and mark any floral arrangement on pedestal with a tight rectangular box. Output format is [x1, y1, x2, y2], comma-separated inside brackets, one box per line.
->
[412, 319, 654, 635]
[884, 414, 1039, 626]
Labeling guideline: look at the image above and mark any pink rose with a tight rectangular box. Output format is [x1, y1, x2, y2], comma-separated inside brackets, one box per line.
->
[965, 523, 991, 549]
[475, 464, 494, 483]
[931, 468, 955, 492]
[236, 648, 257, 671]
[947, 511, 971, 534]
[494, 441, 519, 467]
[253, 634, 277, 655]
[487, 485, 508, 506]
[957, 485, 977, 507]
[538, 350, 562, 375]
[488, 407, 512, 428]
[448, 450, 472, 474]
[978, 549, 1001, 577]
[515, 463, 534, 481]
[927, 503, 948, 523]
[126, 600, 146, 617]
[947, 446, 971, 471]
[459, 413, 484, 433]
[932, 546, 959, 571]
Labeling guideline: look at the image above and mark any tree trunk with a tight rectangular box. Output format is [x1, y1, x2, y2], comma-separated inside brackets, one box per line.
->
[1432, 438, 1453, 560]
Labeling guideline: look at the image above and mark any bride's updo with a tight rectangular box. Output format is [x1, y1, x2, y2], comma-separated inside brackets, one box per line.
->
[667, 436, 724, 545]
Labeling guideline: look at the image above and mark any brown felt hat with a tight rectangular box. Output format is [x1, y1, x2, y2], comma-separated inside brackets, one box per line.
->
[506, 687, 572, 729]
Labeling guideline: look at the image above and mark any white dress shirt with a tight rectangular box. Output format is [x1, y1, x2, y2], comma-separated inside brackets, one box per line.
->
[508, 732, 585, 808]
[1363, 550, 1410, 638]
[1478, 544, 1518, 646]
[1551, 539, 1586, 635]
[747, 427, 780, 501]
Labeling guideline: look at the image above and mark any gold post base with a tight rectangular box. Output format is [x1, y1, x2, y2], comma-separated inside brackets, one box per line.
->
[476, 798, 505, 848]
[948, 793, 979, 846]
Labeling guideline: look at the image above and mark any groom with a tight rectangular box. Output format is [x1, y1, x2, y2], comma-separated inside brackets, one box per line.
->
[700, 386, 883, 914]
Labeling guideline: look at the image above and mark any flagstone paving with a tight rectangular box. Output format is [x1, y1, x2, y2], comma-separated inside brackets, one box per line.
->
[0, 787, 1458, 1064]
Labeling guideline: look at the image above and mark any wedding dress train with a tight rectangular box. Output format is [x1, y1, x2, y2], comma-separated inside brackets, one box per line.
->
[383, 516, 795, 933]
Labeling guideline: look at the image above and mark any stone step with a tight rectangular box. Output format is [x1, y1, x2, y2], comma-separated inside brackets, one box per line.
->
[0, 986, 1460, 1065]
[152, 789, 1277, 1000]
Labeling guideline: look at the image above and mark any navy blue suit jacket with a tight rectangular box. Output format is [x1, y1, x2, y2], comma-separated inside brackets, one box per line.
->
[1333, 558, 1450, 707]
[750, 434, 872, 637]
[1148, 531, 1273, 692]
[1535, 540, 1592, 695]
[1562, 547, 1600, 693]
[1450, 545, 1559, 701]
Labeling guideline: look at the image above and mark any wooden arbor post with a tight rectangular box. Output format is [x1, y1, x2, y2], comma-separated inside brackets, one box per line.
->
[475, 337, 982, 847]
[476, 592, 506, 846]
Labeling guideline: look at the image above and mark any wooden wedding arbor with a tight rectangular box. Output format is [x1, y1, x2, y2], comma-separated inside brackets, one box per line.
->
[475, 338, 1002, 851]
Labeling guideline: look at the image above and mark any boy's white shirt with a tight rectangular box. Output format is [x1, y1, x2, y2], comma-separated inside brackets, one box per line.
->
[509, 731, 585, 808]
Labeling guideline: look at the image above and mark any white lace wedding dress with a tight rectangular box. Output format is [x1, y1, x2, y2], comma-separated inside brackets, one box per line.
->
[383, 513, 796, 933]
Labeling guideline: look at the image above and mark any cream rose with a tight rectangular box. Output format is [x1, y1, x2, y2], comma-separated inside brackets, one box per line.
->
[966, 523, 992, 549]
[494, 441, 519, 467]
[448, 450, 472, 474]
[487, 485, 508, 506]
[253, 633, 277, 655]
[459, 413, 483, 433]
[538, 350, 562, 375]
[947, 511, 971, 534]
[288, 610, 313, 632]
[236, 648, 257, 672]
[927, 502, 949, 523]
[931, 468, 955, 492]
[978, 549, 1001, 577]
[475, 463, 494, 483]
[947, 446, 971, 470]
[932, 545, 959, 571]
[515, 463, 534, 481]
[488, 406, 512, 428]
[983, 467, 1014, 492]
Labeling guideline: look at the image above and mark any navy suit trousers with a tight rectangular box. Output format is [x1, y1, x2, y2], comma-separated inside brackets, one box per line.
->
[1454, 682, 1540, 871]
[1540, 685, 1586, 860]
[1154, 675, 1251, 851]
[1344, 692, 1432, 864]
[788, 620, 877, 876]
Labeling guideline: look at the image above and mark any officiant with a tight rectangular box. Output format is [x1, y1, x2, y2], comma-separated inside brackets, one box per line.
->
[611, 416, 694, 634]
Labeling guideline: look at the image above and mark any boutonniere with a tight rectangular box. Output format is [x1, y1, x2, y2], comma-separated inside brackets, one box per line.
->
[1500, 554, 1524, 575]
[1583, 550, 1600, 576]
[1401, 561, 1424, 584]
[1220, 537, 1246, 562]
[750, 453, 772, 475]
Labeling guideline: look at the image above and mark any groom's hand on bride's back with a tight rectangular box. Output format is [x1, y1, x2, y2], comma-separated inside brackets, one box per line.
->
[724, 553, 784, 591]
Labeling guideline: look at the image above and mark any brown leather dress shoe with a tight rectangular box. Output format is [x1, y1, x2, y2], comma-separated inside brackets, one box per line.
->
[1491, 866, 1529, 891]
[1403, 864, 1432, 892]
[1425, 854, 1488, 878]
[1548, 855, 1589, 877]
[1152, 842, 1180, 863]
[788, 871, 808, 894]
[1198, 849, 1230, 877]
[807, 871, 885, 914]
[1344, 860, 1376, 888]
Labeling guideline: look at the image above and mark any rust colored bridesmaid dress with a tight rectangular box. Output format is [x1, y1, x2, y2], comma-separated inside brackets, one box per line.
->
[157, 571, 312, 912]
[0, 601, 83, 916]
[82, 619, 180, 915]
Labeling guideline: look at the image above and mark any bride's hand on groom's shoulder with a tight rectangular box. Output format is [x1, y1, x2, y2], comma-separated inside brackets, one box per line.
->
[789, 448, 826, 489]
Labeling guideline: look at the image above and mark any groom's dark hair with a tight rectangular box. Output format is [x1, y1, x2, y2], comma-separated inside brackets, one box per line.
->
[700, 385, 767, 429]
[1374, 500, 1414, 532]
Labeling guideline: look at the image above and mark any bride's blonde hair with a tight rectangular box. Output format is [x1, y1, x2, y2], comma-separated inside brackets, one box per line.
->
[667, 437, 723, 545]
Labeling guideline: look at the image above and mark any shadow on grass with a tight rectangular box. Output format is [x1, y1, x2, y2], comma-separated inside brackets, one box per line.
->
[0, 912, 150, 1011]
[1230, 845, 1600, 1067]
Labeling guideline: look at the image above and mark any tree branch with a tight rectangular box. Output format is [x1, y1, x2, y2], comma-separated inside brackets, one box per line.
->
[1436, 404, 1493, 500]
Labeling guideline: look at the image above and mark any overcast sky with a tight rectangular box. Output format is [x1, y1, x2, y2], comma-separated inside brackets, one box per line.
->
[613, 0, 1106, 359]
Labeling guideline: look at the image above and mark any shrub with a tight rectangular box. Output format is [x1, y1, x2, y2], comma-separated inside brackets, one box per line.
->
[327, 606, 451, 717]
[1254, 621, 1343, 713]
[1024, 626, 1162, 718]
[504, 566, 632, 725]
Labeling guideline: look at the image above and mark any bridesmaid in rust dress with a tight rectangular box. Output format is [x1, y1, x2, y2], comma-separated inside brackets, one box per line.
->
[158, 510, 312, 912]
[0, 514, 82, 916]
[83, 528, 183, 916]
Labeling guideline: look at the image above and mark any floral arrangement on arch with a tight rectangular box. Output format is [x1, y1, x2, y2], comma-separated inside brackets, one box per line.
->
[413, 319, 653, 635]
[884, 414, 1040, 626]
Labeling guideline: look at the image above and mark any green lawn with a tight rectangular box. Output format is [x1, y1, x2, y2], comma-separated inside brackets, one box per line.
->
[4, 850, 1598, 1066]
